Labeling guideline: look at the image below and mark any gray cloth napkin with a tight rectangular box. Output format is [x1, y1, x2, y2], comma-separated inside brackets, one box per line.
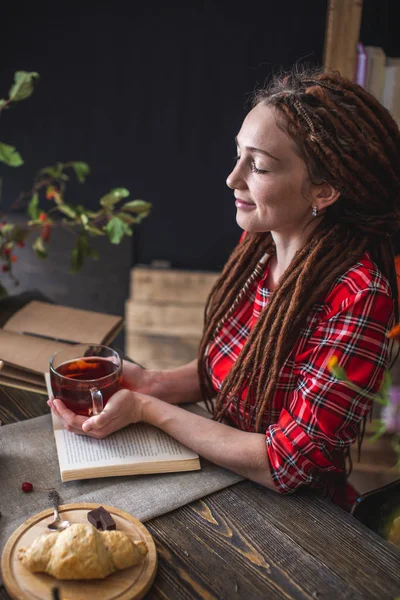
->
[0, 413, 242, 553]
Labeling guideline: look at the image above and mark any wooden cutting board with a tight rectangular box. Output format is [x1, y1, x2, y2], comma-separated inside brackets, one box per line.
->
[1, 503, 157, 600]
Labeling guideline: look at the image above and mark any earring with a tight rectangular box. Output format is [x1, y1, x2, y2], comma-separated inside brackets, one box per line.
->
[312, 205, 318, 217]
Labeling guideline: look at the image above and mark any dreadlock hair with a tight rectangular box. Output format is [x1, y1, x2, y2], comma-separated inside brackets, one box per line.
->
[198, 65, 400, 434]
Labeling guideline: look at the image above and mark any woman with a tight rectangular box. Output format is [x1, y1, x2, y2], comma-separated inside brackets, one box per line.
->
[49, 67, 400, 510]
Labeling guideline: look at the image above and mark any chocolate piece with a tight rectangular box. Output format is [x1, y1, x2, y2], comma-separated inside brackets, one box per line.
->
[100, 511, 116, 531]
[87, 506, 116, 531]
[87, 507, 103, 529]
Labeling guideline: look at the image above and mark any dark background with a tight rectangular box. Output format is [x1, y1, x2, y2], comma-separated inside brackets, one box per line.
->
[0, 0, 398, 274]
[1, 0, 328, 273]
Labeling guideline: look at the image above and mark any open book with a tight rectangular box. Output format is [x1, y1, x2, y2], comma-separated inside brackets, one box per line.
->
[45, 374, 201, 481]
[0, 301, 123, 393]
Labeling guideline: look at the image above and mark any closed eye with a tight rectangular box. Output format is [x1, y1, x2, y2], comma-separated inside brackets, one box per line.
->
[251, 160, 268, 174]
[233, 154, 269, 174]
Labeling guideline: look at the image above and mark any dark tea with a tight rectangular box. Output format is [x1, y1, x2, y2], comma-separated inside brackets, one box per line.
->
[50, 356, 121, 416]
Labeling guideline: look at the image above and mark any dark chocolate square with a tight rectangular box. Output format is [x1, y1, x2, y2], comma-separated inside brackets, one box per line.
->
[87, 506, 116, 530]
[99, 511, 116, 530]
[87, 507, 103, 529]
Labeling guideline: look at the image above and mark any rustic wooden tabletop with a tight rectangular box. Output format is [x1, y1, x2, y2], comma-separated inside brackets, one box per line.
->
[1, 385, 400, 599]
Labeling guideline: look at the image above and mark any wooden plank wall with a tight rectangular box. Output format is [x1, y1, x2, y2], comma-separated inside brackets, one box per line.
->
[323, 0, 363, 80]
[125, 267, 219, 370]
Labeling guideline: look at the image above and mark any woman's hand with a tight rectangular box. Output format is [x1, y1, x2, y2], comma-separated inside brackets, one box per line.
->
[121, 358, 202, 405]
[47, 389, 152, 440]
[121, 360, 160, 396]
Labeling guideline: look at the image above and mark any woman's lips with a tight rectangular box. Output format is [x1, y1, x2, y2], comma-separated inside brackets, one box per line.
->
[235, 198, 256, 211]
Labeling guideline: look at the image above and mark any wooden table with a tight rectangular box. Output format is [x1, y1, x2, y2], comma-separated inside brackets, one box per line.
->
[1, 386, 400, 600]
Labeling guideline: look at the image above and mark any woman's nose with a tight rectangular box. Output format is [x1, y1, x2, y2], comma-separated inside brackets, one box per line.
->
[226, 162, 244, 190]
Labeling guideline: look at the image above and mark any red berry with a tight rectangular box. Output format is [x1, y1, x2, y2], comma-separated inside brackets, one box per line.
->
[17, 241, 25, 248]
[3, 246, 11, 256]
[2, 264, 9, 272]
[39, 212, 47, 222]
[11, 255, 17, 263]
[22, 482, 33, 493]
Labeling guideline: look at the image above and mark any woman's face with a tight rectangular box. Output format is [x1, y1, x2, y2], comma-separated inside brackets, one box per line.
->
[227, 103, 314, 235]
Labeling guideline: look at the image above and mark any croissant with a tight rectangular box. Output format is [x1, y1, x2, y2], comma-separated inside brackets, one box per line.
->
[18, 523, 148, 580]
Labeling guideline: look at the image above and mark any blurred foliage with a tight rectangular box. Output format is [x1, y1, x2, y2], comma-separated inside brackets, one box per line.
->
[0, 71, 151, 298]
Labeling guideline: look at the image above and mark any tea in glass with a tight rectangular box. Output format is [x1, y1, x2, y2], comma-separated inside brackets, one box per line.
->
[50, 345, 122, 416]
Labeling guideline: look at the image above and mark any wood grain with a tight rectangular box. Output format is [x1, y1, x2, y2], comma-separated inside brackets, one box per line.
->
[323, 0, 363, 80]
[144, 482, 400, 600]
[130, 267, 219, 304]
[125, 299, 205, 337]
[126, 332, 200, 370]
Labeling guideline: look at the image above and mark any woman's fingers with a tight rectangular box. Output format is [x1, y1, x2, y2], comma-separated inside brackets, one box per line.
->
[48, 389, 140, 440]
[82, 409, 110, 432]
[82, 388, 133, 433]
[48, 398, 61, 417]
[53, 399, 87, 430]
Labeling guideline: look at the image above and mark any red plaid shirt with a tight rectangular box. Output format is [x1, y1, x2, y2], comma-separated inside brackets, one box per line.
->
[206, 251, 394, 505]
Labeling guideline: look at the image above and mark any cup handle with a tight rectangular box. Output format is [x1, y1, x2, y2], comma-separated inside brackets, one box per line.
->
[90, 388, 103, 415]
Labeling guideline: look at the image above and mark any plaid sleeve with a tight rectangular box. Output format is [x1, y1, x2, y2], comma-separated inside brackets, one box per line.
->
[265, 287, 394, 494]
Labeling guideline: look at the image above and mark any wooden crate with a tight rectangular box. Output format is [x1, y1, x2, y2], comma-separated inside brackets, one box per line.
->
[323, 0, 363, 80]
[125, 266, 219, 369]
[129, 266, 219, 304]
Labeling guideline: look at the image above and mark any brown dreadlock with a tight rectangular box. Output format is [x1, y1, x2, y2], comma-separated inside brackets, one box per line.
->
[198, 66, 400, 435]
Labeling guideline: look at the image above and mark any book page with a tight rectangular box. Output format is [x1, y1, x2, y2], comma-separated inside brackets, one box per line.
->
[53, 422, 198, 471]
[45, 374, 199, 472]
[4, 300, 123, 345]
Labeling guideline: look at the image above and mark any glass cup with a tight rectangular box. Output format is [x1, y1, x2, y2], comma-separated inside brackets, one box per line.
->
[50, 344, 122, 416]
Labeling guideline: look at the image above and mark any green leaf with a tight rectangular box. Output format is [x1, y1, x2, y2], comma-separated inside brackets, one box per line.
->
[71, 246, 83, 272]
[71, 162, 90, 183]
[100, 188, 130, 208]
[105, 216, 132, 244]
[1, 224, 14, 234]
[86, 209, 102, 219]
[0, 142, 23, 167]
[32, 236, 47, 259]
[122, 200, 151, 214]
[9, 71, 39, 102]
[78, 234, 99, 259]
[379, 370, 392, 404]
[369, 422, 387, 443]
[27, 193, 40, 219]
[70, 234, 99, 272]
[118, 212, 138, 224]
[57, 204, 77, 219]
[86, 224, 104, 236]
[39, 165, 66, 179]
[80, 213, 89, 226]
[0, 100, 6, 110]
[330, 364, 349, 382]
